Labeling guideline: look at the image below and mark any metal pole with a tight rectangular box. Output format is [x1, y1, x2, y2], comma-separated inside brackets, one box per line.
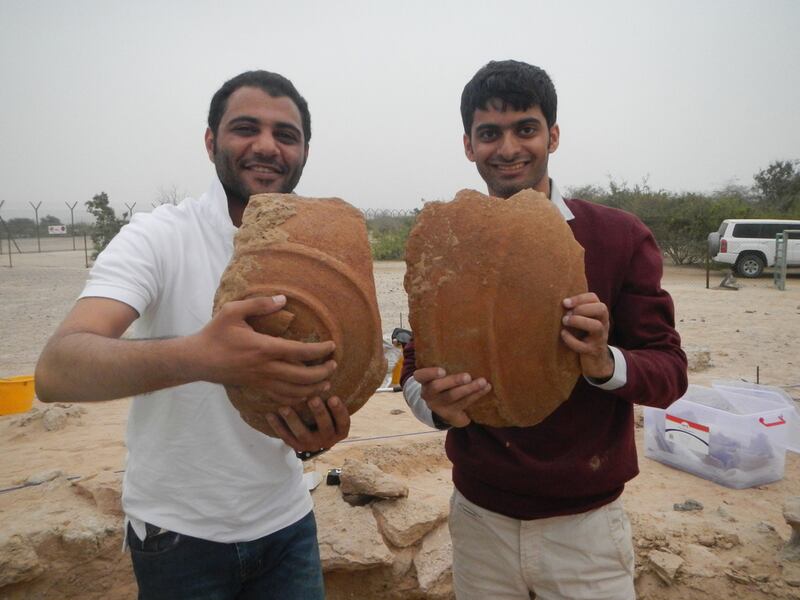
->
[84, 232, 89, 268]
[30, 201, 42, 252]
[66, 201, 77, 250]
[7, 230, 12, 268]
[124, 202, 136, 219]
[705, 248, 709, 290]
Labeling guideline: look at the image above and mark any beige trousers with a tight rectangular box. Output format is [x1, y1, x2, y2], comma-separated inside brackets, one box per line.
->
[449, 489, 636, 600]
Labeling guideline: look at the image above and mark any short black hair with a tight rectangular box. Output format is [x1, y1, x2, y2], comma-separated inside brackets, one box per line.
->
[207, 70, 311, 142]
[460, 60, 557, 135]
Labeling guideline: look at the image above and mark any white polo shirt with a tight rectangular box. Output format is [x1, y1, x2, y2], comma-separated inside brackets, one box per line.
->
[80, 178, 311, 543]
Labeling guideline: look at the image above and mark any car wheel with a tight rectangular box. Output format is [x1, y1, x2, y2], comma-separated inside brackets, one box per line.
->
[735, 254, 765, 278]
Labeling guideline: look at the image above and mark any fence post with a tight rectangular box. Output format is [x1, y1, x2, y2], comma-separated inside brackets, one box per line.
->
[29, 201, 42, 252]
[66, 201, 78, 251]
[84, 233, 89, 268]
[7, 230, 12, 268]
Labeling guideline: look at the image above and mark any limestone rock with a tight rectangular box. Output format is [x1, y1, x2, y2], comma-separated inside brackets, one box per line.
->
[42, 406, 68, 431]
[315, 488, 393, 571]
[373, 496, 447, 547]
[404, 189, 586, 427]
[648, 549, 683, 584]
[681, 543, 724, 577]
[673, 499, 704, 512]
[0, 534, 43, 587]
[781, 496, 800, 562]
[340, 458, 408, 500]
[213, 194, 386, 436]
[26, 469, 64, 485]
[413, 524, 453, 594]
[72, 471, 124, 516]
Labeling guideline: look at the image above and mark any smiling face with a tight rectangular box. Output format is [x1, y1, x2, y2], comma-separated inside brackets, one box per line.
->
[464, 99, 559, 199]
[205, 86, 308, 224]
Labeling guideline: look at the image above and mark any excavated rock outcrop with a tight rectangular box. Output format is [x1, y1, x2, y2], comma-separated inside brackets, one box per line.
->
[404, 189, 587, 427]
[214, 194, 386, 436]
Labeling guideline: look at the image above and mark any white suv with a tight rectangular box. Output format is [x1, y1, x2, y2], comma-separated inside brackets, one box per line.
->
[708, 219, 800, 277]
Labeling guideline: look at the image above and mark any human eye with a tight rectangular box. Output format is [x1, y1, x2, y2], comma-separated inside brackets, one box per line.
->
[477, 128, 499, 142]
[518, 124, 538, 137]
[275, 128, 301, 144]
[232, 124, 257, 135]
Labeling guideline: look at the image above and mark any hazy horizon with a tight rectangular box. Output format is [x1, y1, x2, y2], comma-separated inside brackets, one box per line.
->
[1, 0, 798, 224]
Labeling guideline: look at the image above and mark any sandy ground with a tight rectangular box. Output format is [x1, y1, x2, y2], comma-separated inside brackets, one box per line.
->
[2, 251, 800, 599]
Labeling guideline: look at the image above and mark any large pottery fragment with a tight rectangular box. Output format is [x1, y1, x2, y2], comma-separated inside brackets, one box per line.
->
[214, 194, 386, 436]
[404, 189, 587, 427]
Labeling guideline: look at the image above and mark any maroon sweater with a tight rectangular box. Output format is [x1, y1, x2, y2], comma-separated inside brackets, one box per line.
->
[400, 198, 688, 519]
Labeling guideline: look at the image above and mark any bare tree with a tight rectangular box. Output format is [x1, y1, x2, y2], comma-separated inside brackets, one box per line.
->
[153, 184, 187, 207]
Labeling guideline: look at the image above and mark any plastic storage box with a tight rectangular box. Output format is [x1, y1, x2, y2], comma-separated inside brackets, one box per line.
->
[711, 380, 800, 454]
[644, 385, 788, 489]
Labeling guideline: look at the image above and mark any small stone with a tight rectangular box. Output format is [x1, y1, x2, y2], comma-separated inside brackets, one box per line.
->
[340, 458, 408, 499]
[697, 534, 716, 547]
[681, 544, 724, 578]
[72, 471, 123, 516]
[373, 497, 447, 548]
[781, 497, 800, 562]
[414, 525, 453, 593]
[25, 469, 64, 485]
[648, 550, 683, 585]
[731, 556, 749, 570]
[757, 522, 776, 533]
[390, 409, 404, 415]
[673, 499, 704, 512]
[726, 569, 751, 584]
[716, 506, 737, 522]
[0, 534, 43, 587]
[42, 406, 68, 431]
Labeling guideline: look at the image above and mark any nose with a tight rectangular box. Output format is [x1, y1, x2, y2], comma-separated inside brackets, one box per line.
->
[497, 131, 521, 160]
[252, 132, 278, 157]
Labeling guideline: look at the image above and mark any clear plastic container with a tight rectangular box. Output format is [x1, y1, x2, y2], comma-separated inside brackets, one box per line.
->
[711, 380, 800, 454]
[644, 385, 788, 489]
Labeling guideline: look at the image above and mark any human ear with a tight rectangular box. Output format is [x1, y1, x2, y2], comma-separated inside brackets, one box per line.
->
[204, 128, 216, 161]
[548, 124, 560, 153]
[463, 133, 476, 162]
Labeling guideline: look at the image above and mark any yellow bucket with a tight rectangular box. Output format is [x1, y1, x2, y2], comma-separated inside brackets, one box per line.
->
[0, 376, 36, 415]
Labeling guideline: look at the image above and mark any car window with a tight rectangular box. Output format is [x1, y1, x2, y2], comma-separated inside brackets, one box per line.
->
[761, 224, 786, 238]
[731, 223, 762, 238]
[717, 222, 728, 236]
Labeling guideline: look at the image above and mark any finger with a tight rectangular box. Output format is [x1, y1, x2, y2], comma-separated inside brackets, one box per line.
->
[567, 302, 608, 320]
[426, 373, 481, 397]
[326, 396, 350, 441]
[561, 314, 606, 337]
[560, 329, 600, 354]
[451, 381, 493, 411]
[266, 337, 336, 363]
[224, 295, 287, 320]
[278, 406, 316, 447]
[261, 379, 331, 403]
[307, 397, 335, 438]
[428, 377, 490, 406]
[266, 412, 301, 450]
[563, 293, 599, 309]
[263, 358, 337, 386]
[413, 367, 447, 384]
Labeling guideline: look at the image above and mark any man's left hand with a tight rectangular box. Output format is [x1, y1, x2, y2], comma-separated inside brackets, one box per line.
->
[266, 396, 350, 452]
[560, 293, 614, 381]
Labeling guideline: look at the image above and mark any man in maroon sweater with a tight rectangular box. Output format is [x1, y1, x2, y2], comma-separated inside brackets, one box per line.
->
[400, 60, 688, 599]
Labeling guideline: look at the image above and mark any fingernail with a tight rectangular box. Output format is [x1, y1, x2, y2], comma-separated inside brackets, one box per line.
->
[279, 407, 290, 417]
[562, 315, 570, 325]
[476, 378, 487, 387]
[265, 413, 276, 423]
[563, 298, 573, 308]
[272, 294, 286, 305]
[310, 398, 321, 409]
[460, 374, 471, 384]
[323, 382, 331, 392]
[436, 368, 446, 377]
[329, 397, 340, 407]
[330, 361, 337, 370]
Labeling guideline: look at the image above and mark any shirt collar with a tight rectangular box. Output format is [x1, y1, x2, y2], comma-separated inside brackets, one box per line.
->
[549, 179, 575, 221]
[206, 176, 238, 237]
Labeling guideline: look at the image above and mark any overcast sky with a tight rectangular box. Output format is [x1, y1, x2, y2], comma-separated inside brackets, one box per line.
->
[1, 0, 798, 223]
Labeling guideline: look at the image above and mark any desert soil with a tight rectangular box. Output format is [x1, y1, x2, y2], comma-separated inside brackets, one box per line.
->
[1, 250, 800, 599]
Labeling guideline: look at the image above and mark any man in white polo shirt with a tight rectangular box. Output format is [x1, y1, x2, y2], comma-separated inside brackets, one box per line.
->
[35, 70, 346, 599]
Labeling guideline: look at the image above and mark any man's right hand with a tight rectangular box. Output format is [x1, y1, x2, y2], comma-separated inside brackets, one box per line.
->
[413, 367, 491, 427]
[191, 295, 336, 406]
